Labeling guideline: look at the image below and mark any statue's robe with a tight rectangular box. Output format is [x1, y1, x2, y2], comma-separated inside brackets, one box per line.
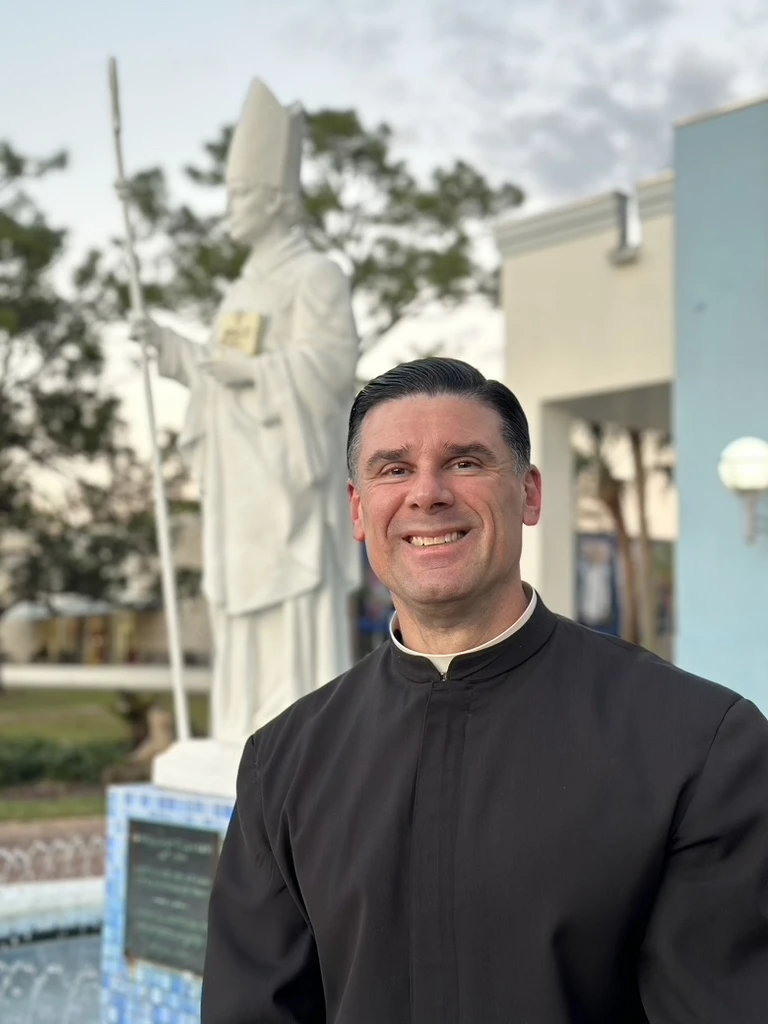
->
[157, 229, 360, 742]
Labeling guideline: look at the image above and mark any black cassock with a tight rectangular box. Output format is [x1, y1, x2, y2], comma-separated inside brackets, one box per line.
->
[201, 596, 768, 1023]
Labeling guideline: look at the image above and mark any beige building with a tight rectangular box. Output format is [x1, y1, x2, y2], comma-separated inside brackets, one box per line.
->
[496, 174, 675, 618]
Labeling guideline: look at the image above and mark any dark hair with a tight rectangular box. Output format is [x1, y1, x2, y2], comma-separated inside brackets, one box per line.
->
[347, 357, 531, 481]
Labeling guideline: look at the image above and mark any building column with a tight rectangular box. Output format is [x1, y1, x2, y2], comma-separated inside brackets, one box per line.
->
[520, 399, 575, 617]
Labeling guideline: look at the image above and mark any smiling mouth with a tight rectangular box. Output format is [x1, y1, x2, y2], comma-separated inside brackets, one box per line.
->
[406, 531, 467, 547]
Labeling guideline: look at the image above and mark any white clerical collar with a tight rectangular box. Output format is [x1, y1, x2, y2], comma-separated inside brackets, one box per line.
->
[390, 587, 538, 674]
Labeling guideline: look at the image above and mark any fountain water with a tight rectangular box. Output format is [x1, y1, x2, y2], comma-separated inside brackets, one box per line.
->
[0, 834, 105, 1022]
[0, 945, 101, 1023]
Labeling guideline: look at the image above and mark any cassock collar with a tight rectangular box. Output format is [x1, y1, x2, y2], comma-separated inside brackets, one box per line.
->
[389, 593, 559, 684]
[390, 588, 537, 671]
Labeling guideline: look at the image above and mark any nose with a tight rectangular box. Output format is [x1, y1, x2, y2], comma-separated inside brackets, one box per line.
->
[407, 468, 454, 513]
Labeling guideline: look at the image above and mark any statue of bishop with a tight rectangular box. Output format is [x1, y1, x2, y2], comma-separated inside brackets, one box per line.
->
[137, 80, 361, 745]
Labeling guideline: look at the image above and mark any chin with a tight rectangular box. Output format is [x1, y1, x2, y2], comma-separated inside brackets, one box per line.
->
[405, 582, 474, 608]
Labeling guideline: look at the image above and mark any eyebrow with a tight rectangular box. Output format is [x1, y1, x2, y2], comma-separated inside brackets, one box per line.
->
[364, 442, 499, 476]
[364, 447, 410, 475]
[442, 442, 498, 463]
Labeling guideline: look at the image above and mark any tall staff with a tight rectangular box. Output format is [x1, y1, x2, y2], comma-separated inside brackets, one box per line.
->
[108, 57, 190, 742]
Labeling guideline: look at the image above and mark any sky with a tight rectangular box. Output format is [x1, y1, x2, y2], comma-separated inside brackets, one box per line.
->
[5, 0, 768, 253]
[4, 0, 768, 449]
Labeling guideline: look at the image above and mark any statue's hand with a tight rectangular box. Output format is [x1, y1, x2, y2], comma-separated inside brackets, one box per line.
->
[129, 314, 163, 355]
[199, 349, 254, 389]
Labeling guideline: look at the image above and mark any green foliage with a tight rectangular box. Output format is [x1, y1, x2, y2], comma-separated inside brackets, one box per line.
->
[0, 142, 68, 181]
[88, 108, 524, 338]
[0, 737, 131, 786]
[1, 146, 114, 472]
[0, 142, 173, 608]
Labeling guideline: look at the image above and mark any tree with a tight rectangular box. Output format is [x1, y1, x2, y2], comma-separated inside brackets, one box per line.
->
[577, 424, 640, 645]
[0, 142, 167, 609]
[81, 108, 524, 341]
[576, 423, 673, 652]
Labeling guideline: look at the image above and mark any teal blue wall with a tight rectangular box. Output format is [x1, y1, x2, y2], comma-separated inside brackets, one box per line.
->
[674, 100, 768, 712]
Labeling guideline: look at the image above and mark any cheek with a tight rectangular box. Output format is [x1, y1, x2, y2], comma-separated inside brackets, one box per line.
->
[358, 492, 400, 546]
[481, 487, 523, 537]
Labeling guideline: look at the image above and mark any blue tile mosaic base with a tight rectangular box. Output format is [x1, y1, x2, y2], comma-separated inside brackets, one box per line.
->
[101, 784, 234, 1024]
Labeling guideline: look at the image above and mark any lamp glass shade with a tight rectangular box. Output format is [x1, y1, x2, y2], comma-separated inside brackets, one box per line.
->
[718, 436, 768, 492]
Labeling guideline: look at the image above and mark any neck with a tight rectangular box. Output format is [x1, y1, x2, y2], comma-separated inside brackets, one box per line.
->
[394, 581, 530, 655]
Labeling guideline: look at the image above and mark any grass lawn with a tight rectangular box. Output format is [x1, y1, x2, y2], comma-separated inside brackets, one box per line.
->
[0, 688, 209, 821]
[0, 688, 209, 742]
[0, 793, 106, 823]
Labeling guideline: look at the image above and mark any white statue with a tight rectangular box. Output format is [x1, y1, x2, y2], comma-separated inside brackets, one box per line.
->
[135, 80, 361, 751]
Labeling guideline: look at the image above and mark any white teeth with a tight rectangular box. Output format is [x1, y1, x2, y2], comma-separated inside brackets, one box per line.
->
[409, 532, 464, 547]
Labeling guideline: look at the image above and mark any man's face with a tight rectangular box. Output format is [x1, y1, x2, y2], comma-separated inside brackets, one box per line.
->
[348, 395, 542, 619]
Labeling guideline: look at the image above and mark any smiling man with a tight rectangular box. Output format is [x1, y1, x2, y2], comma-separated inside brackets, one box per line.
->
[348, 374, 540, 655]
[202, 358, 768, 1024]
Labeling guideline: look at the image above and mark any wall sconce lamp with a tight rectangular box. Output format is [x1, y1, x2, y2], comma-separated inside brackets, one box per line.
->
[717, 436, 768, 544]
[608, 191, 642, 266]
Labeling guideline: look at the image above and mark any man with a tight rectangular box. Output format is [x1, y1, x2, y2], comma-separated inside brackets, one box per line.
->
[132, 79, 360, 743]
[202, 357, 768, 1022]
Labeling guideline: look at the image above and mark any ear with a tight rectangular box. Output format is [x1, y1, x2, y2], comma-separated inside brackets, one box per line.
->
[522, 466, 542, 527]
[348, 481, 366, 542]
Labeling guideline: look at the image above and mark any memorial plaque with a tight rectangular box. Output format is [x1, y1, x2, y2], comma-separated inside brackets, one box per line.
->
[124, 819, 221, 976]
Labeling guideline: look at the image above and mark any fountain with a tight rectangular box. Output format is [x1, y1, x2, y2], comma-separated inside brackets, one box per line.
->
[0, 834, 105, 1022]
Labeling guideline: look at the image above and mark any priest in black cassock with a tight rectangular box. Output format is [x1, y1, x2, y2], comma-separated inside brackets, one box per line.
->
[201, 358, 768, 1024]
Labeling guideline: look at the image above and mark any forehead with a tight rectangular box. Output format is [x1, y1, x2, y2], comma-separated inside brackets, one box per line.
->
[359, 394, 506, 453]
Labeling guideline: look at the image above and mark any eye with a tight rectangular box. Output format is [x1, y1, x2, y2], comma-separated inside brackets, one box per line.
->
[452, 460, 480, 470]
[381, 465, 408, 477]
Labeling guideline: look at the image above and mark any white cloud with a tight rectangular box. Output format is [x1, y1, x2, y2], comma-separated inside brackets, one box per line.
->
[430, 0, 761, 203]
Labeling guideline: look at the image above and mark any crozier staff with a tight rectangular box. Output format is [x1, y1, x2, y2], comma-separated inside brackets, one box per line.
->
[203, 357, 768, 1023]
[108, 57, 189, 740]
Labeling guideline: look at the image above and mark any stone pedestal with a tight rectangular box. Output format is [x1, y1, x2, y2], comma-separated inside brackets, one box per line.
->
[101, 784, 233, 1024]
[151, 738, 244, 801]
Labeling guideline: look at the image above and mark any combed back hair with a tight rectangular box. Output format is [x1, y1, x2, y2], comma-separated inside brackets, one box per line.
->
[347, 357, 531, 482]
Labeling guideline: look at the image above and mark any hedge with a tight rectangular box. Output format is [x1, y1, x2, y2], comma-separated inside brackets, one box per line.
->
[0, 738, 131, 787]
